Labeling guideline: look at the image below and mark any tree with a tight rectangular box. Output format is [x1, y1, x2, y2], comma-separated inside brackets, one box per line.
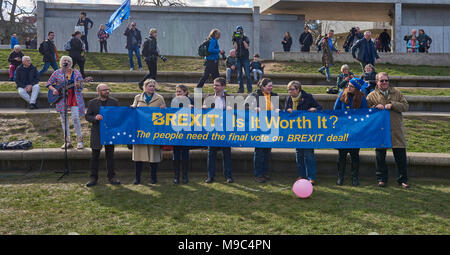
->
[134, 0, 186, 7]
[0, 0, 36, 44]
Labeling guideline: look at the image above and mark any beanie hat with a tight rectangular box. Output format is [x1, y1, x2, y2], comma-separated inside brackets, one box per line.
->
[349, 78, 365, 91]
[236, 26, 243, 32]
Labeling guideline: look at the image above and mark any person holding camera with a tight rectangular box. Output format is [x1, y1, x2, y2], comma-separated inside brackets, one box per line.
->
[139, 28, 167, 90]
[197, 29, 224, 88]
[233, 26, 252, 93]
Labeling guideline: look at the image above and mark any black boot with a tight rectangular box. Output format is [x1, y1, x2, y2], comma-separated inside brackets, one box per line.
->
[182, 160, 189, 184]
[351, 160, 360, 187]
[150, 163, 158, 184]
[337, 157, 346, 186]
[173, 160, 180, 184]
[134, 162, 142, 185]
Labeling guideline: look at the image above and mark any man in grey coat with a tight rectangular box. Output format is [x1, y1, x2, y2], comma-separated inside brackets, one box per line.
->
[85, 83, 120, 187]
[351, 31, 380, 73]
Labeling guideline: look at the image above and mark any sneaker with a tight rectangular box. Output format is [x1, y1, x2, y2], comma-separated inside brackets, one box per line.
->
[205, 177, 214, 183]
[60, 143, 73, 149]
[109, 178, 121, 185]
[318, 68, 325, 76]
[255, 177, 265, 183]
[77, 142, 84, 150]
[86, 178, 97, 187]
[139, 68, 143, 72]
[378, 181, 387, 187]
[129, 68, 134, 71]
[309, 180, 316, 186]
[226, 178, 234, 183]
[399, 182, 410, 189]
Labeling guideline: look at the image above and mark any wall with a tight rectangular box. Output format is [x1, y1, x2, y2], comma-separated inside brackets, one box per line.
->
[36, 2, 304, 59]
[399, 4, 450, 53]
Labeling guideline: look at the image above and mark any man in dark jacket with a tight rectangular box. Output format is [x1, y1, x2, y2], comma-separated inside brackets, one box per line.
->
[378, 29, 391, 52]
[124, 22, 143, 71]
[299, 27, 313, 52]
[76, 12, 94, 52]
[69, 31, 86, 78]
[85, 83, 120, 187]
[15, 56, 40, 109]
[38, 31, 59, 76]
[351, 31, 380, 73]
[139, 28, 166, 89]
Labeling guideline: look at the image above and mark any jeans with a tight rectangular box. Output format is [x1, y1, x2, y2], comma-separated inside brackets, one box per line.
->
[140, 58, 158, 85]
[173, 146, 190, 161]
[375, 148, 408, 184]
[295, 148, 317, 180]
[337, 149, 360, 175]
[60, 106, 82, 142]
[39, 61, 58, 76]
[18, 84, 40, 104]
[318, 65, 331, 80]
[254, 148, 271, 177]
[90, 146, 115, 180]
[236, 57, 252, 92]
[100, 40, 107, 53]
[197, 60, 219, 88]
[128, 45, 142, 69]
[226, 67, 236, 82]
[207, 147, 232, 179]
[252, 69, 263, 82]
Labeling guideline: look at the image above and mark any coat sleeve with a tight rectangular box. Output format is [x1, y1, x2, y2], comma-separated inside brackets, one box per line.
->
[208, 39, 220, 54]
[310, 95, 323, 110]
[366, 93, 377, 108]
[334, 93, 343, 110]
[336, 75, 348, 90]
[351, 40, 360, 59]
[131, 94, 139, 108]
[31, 67, 40, 85]
[390, 93, 409, 113]
[85, 100, 97, 124]
[7, 52, 14, 63]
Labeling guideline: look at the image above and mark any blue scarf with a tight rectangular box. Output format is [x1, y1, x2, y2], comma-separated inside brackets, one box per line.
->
[144, 93, 153, 104]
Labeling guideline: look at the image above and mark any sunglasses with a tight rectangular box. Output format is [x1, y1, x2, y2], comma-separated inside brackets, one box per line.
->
[379, 79, 389, 83]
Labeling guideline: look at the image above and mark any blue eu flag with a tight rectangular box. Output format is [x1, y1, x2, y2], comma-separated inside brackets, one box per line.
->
[105, 0, 131, 34]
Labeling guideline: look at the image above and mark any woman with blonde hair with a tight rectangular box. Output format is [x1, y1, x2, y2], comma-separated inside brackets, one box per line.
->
[131, 79, 166, 184]
[46, 56, 86, 149]
[197, 28, 225, 88]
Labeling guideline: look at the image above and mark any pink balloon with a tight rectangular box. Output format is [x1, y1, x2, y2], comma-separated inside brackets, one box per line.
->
[292, 179, 313, 198]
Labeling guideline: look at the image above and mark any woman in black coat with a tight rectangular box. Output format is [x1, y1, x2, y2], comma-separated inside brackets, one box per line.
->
[282, 32, 293, 52]
[69, 31, 86, 78]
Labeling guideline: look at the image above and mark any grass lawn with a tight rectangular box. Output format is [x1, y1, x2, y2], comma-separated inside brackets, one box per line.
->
[0, 173, 448, 235]
[0, 114, 448, 153]
[1, 82, 450, 96]
[1, 49, 450, 77]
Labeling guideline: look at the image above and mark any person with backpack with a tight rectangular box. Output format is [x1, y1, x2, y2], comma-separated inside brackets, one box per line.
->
[38, 31, 59, 77]
[69, 31, 86, 78]
[196, 28, 224, 88]
[139, 28, 167, 90]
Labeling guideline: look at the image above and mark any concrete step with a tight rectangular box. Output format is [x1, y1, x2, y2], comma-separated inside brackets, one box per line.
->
[2, 69, 450, 87]
[1, 148, 448, 179]
[1, 92, 450, 112]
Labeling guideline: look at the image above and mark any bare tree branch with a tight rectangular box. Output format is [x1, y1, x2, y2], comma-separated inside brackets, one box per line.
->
[135, 0, 186, 7]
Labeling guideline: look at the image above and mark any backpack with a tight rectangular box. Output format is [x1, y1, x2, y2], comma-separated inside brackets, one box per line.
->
[326, 86, 339, 94]
[141, 39, 149, 57]
[0, 140, 33, 150]
[198, 39, 210, 57]
[38, 41, 45, 55]
[64, 38, 72, 51]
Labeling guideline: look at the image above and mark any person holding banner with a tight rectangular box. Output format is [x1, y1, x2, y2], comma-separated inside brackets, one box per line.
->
[85, 84, 120, 187]
[285, 80, 322, 185]
[333, 78, 367, 186]
[203, 77, 233, 184]
[247, 78, 279, 183]
[366, 72, 410, 189]
[171, 85, 193, 184]
[131, 79, 166, 184]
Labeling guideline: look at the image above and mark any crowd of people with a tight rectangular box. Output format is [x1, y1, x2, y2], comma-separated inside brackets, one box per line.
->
[280, 26, 432, 54]
[4, 16, 412, 190]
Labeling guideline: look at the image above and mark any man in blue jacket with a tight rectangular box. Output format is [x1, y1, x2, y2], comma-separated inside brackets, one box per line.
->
[351, 31, 380, 73]
[15, 56, 40, 109]
[197, 29, 224, 88]
[10, 34, 19, 49]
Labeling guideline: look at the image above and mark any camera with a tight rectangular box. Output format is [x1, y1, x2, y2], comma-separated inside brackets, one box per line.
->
[160, 55, 167, 62]
[233, 31, 242, 39]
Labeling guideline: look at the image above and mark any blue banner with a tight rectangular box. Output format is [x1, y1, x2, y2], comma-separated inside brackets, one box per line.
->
[104, 0, 131, 34]
[100, 107, 392, 149]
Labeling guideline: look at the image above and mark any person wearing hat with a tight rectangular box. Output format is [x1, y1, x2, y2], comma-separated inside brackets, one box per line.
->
[233, 26, 252, 93]
[333, 78, 367, 186]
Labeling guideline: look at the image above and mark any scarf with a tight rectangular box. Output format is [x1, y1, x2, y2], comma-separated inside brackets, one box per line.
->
[144, 93, 153, 104]
[263, 92, 272, 111]
[292, 94, 301, 110]
[340, 88, 363, 109]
